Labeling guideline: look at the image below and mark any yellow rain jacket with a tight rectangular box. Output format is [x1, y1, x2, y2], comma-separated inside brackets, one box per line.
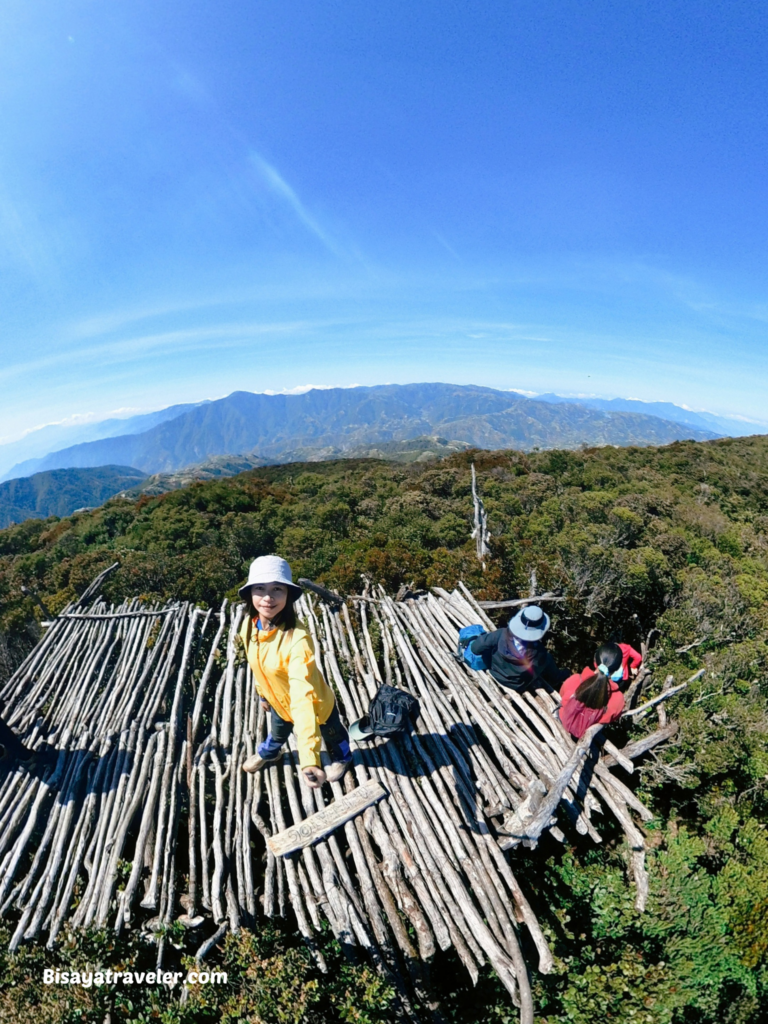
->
[239, 617, 336, 768]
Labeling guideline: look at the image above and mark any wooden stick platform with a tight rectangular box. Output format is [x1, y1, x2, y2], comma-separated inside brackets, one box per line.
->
[0, 575, 681, 1024]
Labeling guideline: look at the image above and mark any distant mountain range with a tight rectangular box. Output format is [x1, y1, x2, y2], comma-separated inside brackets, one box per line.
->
[534, 394, 760, 438]
[1, 384, 723, 482]
[0, 466, 147, 529]
[0, 401, 208, 480]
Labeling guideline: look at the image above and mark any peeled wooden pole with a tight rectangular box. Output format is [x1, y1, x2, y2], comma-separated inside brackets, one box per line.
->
[142, 611, 195, 910]
[281, 753, 341, 942]
[9, 740, 93, 949]
[269, 755, 328, 964]
[117, 729, 167, 930]
[264, 762, 287, 920]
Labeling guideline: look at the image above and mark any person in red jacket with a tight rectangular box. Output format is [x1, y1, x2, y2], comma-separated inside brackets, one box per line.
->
[559, 658, 625, 739]
[608, 642, 642, 683]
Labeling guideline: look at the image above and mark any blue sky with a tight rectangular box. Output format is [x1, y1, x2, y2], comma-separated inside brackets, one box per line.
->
[1, 0, 767, 441]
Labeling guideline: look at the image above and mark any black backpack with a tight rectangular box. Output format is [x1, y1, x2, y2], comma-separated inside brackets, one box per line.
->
[368, 684, 420, 736]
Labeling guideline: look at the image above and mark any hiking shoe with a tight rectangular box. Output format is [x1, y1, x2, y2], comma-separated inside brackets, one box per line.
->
[325, 757, 353, 784]
[242, 751, 282, 773]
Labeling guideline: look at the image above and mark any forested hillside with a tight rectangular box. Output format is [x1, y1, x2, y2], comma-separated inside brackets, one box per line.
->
[0, 465, 147, 530]
[0, 436, 767, 1022]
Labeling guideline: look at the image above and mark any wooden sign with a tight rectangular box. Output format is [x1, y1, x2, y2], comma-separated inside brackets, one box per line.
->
[267, 779, 388, 857]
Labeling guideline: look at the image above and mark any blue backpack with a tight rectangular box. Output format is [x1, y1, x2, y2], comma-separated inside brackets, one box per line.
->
[458, 624, 487, 671]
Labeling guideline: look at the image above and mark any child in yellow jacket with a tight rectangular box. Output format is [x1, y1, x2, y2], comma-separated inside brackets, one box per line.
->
[239, 556, 351, 788]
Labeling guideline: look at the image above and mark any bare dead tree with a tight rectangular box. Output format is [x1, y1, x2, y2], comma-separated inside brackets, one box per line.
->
[470, 464, 491, 568]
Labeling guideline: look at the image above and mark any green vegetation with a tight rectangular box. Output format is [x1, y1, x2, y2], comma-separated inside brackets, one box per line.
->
[1, 435, 767, 1021]
[0, 921, 395, 1023]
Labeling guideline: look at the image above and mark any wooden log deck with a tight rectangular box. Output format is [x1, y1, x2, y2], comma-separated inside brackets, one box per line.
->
[0, 575, 679, 1024]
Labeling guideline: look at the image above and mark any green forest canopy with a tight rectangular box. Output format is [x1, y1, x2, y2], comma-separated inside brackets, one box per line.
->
[0, 436, 767, 1023]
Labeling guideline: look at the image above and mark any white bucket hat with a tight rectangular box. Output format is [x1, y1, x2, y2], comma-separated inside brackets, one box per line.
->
[508, 604, 550, 641]
[238, 556, 303, 601]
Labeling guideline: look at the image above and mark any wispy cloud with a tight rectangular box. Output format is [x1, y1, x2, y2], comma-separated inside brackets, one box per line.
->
[0, 189, 61, 285]
[249, 153, 345, 258]
[70, 298, 222, 341]
[0, 319, 338, 385]
[162, 56, 356, 262]
[433, 231, 461, 261]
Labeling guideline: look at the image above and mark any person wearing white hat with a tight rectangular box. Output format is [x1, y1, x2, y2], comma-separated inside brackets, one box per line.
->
[467, 604, 568, 691]
[238, 556, 352, 788]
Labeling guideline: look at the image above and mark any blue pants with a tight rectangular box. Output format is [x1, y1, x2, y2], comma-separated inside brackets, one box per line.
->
[258, 701, 350, 762]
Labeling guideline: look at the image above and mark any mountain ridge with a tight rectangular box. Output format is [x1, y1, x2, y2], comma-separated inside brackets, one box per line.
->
[2, 384, 721, 480]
